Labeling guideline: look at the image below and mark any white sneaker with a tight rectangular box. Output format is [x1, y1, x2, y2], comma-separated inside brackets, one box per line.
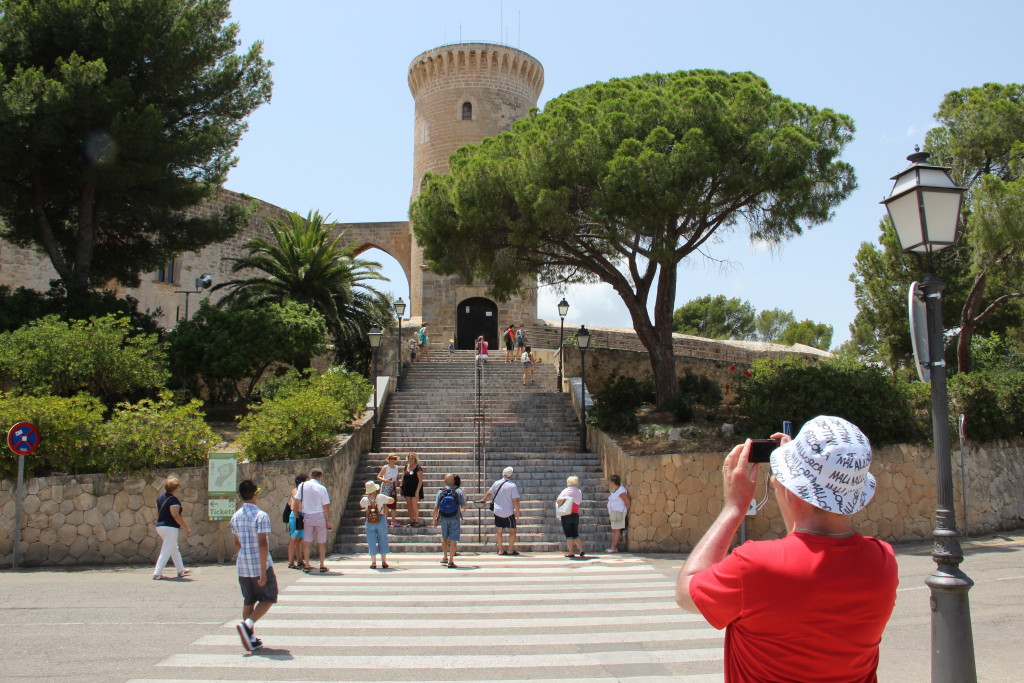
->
[604, 548, 618, 553]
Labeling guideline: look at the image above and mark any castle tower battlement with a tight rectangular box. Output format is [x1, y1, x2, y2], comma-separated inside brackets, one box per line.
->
[406, 43, 544, 349]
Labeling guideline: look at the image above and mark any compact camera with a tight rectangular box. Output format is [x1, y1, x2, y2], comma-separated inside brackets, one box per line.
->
[749, 438, 781, 463]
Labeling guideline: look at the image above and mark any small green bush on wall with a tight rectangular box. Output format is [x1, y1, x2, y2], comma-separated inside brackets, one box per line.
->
[948, 370, 1024, 442]
[237, 367, 372, 461]
[100, 393, 220, 473]
[737, 356, 925, 446]
[588, 374, 651, 433]
[0, 393, 104, 478]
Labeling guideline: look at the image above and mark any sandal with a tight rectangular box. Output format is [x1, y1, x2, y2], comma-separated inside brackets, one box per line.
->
[564, 553, 575, 558]
[319, 565, 329, 573]
[381, 561, 389, 569]
[152, 574, 164, 580]
[303, 565, 312, 573]
[287, 562, 297, 569]
[177, 569, 190, 578]
[370, 563, 377, 569]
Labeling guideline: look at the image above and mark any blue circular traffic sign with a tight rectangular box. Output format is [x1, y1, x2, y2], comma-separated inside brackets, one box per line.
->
[7, 422, 40, 455]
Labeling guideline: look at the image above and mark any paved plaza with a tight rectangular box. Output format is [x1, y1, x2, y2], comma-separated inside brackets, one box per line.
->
[0, 533, 1021, 682]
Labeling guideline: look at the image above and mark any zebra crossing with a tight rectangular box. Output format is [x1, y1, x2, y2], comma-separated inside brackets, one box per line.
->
[130, 553, 725, 682]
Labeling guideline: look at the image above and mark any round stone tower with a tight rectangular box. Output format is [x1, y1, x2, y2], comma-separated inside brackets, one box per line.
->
[407, 42, 544, 350]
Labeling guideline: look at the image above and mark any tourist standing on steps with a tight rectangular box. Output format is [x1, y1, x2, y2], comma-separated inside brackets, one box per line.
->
[447, 338, 456, 361]
[153, 476, 191, 579]
[475, 335, 489, 362]
[230, 480, 276, 652]
[377, 454, 401, 526]
[504, 324, 516, 362]
[557, 475, 585, 557]
[400, 452, 424, 526]
[418, 322, 430, 361]
[361, 481, 393, 569]
[296, 468, 332, 573]
[675, 416, 898, 682]
[521, 345, 536, 385]
[287, 474, 308, 570]
[606, 474, 630, 553]
[409, 338, 418, 363]
[433, 473, 467, 567]
[515, 324, 527, 355]
[478, 466, 521, 555]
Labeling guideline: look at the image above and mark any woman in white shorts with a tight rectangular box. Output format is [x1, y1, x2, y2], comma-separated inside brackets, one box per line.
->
[606, 474, 630, 553]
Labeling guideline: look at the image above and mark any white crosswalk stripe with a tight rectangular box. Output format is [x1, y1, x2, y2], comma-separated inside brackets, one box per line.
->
[134, 553, 725, 682]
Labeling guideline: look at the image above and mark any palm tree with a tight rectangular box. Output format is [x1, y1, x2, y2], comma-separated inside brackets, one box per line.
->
[214, 210, 394, 369]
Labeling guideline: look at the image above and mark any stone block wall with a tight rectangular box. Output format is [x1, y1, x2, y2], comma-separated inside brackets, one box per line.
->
[593, 428, 1024, 552]
[0, 414, 373, 568]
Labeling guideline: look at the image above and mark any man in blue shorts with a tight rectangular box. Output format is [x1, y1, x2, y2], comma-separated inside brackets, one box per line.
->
[432, 473, 466, 567]
[479, 466, 521, 555]
[230, 480, 277, 652]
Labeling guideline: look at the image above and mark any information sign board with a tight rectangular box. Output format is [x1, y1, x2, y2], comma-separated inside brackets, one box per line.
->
[208, 452, 238, 521]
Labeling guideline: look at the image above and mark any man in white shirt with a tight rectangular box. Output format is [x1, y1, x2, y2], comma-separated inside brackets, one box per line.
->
[295, 468, 332, 573]
[478, 466, 521, 555]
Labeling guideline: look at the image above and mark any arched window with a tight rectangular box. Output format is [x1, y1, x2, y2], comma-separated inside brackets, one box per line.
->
[461, 101, 472, 120]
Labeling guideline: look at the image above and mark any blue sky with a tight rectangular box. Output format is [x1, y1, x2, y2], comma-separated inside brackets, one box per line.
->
[223, 1, 1022, 346]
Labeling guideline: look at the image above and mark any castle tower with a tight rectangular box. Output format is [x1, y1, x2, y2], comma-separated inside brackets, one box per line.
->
[407, 42, 544, 349]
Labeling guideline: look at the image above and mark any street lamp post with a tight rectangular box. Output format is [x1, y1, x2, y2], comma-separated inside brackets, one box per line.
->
[576, 325, 591, 452]
[882, 148, 976, 682]
[175, 273, 213, 322]
[393, 298, 406, 383]
[368, 325, 383, 451]
[556, 298, 569, 392]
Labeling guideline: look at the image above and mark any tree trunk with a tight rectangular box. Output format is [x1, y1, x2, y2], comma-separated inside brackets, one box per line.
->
[958, 272, 987, 374]
[620, 263, 679, 410]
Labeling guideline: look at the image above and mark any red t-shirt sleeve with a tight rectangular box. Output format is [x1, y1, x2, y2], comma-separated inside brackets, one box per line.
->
[688, 547, 747, 630]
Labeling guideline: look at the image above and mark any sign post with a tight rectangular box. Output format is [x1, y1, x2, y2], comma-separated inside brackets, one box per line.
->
[207, 452, 237, 564]
[7, 422, 41, 570]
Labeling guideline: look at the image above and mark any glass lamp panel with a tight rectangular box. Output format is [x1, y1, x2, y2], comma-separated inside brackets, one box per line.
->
[917, 167, 958, 189]
[921, 189, 962, 247]
[885, 190, 926, 252]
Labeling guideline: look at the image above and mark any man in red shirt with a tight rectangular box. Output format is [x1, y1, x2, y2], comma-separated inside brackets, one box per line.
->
[676, 415, 898, 682]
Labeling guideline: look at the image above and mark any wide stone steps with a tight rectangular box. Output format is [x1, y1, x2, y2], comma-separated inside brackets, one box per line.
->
[335, 355, 608, 554]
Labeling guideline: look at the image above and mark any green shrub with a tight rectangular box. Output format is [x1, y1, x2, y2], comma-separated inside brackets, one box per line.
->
[948, 370, 1024, 442]
[0, 283, 161, 334]
[164, 300, 327, 403]
[671, 371, 722, 421]
[0, 314, 167, 406]
[589, 374, 649, 433]
[237, 367, 372, 461]
[100, 393, 220, 473]
[736, 356, 925, 446]
[0, 393, 104, 478]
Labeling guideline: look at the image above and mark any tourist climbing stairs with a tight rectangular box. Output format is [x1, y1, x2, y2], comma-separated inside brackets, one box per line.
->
[333, 351, 611, 554]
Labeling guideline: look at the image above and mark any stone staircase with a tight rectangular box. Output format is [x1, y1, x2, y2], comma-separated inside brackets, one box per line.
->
[333, 351, 611, 554]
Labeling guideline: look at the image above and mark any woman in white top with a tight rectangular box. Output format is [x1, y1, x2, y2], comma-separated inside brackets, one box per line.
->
[360, 481, 394, 569]
[606, 474, 630, 553]
[556, 475, 585, 557]
[377, 454, 401, 527]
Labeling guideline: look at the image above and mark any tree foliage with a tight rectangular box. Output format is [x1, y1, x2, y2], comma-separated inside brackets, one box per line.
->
[672, 295, 831, 349]
[214, 210, 393, 370]
[164, 299, 328, 403]
[673, 295, 754, 340]
[411, 70, 855, 407]
[0, 0, 273, 293]
[0, 281, 161, 334]
[0, 314, 167, 405]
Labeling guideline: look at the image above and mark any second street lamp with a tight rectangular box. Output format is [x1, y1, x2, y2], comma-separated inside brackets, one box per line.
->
[576, 325, 591, 452]
[557, 298, 569, 392]
[393, 298, 406, 383]
[368, 325, 383, 450]
[881, 148, 975, 682]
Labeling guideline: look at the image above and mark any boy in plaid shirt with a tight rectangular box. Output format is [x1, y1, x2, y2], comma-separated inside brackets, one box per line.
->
[230, 480, 277, 652]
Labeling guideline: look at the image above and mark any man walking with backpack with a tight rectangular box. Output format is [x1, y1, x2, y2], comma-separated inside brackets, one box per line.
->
[432, 473, 466, 567]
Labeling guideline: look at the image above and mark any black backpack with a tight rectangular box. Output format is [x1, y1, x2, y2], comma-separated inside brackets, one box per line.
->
[437, 487, 460, 517]
[281, 502, 291, 524]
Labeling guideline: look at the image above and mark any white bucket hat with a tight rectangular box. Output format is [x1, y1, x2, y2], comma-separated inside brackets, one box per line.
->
[769, 415, 876, 515]
[365, 480, 380, 494]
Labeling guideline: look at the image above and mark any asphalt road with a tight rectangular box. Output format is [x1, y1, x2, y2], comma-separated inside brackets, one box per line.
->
[0, 533, 1021, 682]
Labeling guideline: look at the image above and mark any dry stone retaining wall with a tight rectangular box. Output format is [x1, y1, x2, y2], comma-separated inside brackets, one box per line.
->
[593, 429, 1024, 552]
[0, 418, 372, 568]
